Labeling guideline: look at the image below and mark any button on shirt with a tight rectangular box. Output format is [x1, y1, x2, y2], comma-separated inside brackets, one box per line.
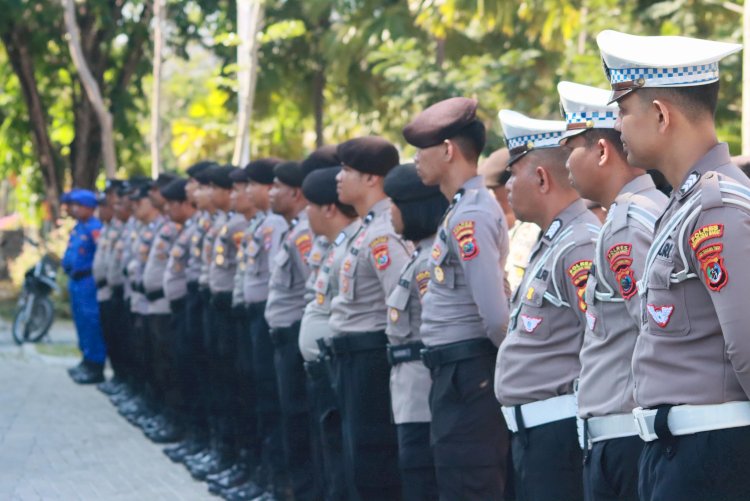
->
[495, 199, 600, 406]
[209, 212, 248, 293]
[634, 143, 750, 408]
[578, 175, 667, 418]
[329, 198, 411, 335]
[420, 176, 510, 347]
[242, 211, 287, 304]
[386, 239, 434, 424]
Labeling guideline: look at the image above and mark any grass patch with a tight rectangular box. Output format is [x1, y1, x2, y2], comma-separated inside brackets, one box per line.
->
[35, 343, 80, 358]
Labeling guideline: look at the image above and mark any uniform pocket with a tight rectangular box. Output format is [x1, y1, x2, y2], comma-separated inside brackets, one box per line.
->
[644, 258, 690, 337]
[517, 278, 552, 340]
[386, 284, 411, 338]
[271, 247, 293, 287]
[339, 254, 358, 301]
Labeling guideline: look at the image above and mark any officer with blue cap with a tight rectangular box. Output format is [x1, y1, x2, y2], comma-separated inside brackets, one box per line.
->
[63, 189, 107, 384]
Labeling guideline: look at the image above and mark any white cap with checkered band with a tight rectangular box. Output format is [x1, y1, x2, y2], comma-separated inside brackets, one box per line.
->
[499, 109, 567, 166]
[557, 81, 618, 144]
[596, 30, 742, 104]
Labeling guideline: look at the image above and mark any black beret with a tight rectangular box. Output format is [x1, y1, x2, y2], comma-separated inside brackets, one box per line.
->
[301, 145, 339, 177]
[160, 178, 188, 202]
[337, 136, 400, 176]
[229, 167, 250, 183]
[245, 157, 282, 185]
[115, 182, 131, 197]
[194, 166, 214, 186]
[208, 165, 235, 189]
[128, 183, 151, 200]
[104, 179, 125, 193]
[302, 166, 341, 205]
[273, 161, 305, 188]
[128, 174, 151, 186]
[384, 163, 443, 203]
[152, 172, 179, 189]
[96, 192, 107, 204]
[403, 97, 479, 148]
[186, 160, 218, 178]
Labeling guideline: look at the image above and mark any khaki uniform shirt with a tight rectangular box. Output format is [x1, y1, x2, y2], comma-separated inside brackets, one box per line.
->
[304, 236, 330, 303]
[143, 218, 175, 315]
[199, 211, 226, 288]
[187, 211, 211, 284]
[128, 216, 166, 315]
[421, 176, 510, 347]
[386, 238, 434, 424]
[232, 213, 263, 306]
[164, 217, 196, 302]
[634, 143, 750, 407]
[495, 199, 600, 406]
[93, 221, 117, 301]
[242, 211, 287, 304]
[578, 175, 667, 418]
[329, 199, 411, 335]
[209, 212, 248, 294]
[299, 220, 360, 362]
[265, 210, 313, 329]
[108, 217, 135, 298]
[506, 221, 540, 293]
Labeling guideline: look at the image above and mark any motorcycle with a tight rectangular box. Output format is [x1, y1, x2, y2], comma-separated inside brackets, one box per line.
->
[12, 238, 59, 345]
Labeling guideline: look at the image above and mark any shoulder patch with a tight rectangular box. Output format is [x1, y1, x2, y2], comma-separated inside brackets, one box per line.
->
[544, 219, 562, 240]
[568, 260, 593, 312]
[295, 233, 312, 261]
[370, 236, 391, 271]
[232, 231, 244, 248]
[607, 243, 636, 299]
[452, 220, 479, 261]
[689, 224, 723, 250]
[679, 171, 700, 196]
[416, 270, 431, 297]
[696, 243, 728, 292]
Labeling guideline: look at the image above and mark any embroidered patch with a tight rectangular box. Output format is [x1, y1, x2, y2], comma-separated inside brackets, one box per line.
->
[544, 219, 562, 240]
[215, 254, 225, 266]
[295, 233, 313, 261]
[263, 226, 274, 250]
[696, 243, 728, 291]
[452, 221, 479, 261]
[607, 244, 637, 300]
[585, 311, 597, 331]
[647, 304, 674, 328]
[316, 293, 325, 305]
[606, 243, 632, 264]
[434, 266, 445, 283]
[568, 260, 593, 312]
[370, 236, 391, 271]
[520, 314, 543, 333]
[310, 251, 322, 265]
[679, 171, 700, 196]
[431, 244, 441, 261]
[343, 258, 352, 273]
[389, 308, 399, 323]
[232, 231, 244, 248]
[689, 224, 724, 250]
[416, 270, 431, 297]
[341, 276, 350, 293]
[91, 229, 100, 241]
[658, 241, 674, 258]
[526, 287, 535, 300]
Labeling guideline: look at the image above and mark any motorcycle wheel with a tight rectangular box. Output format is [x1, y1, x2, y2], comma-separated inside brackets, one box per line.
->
[11, 295, 54, 344]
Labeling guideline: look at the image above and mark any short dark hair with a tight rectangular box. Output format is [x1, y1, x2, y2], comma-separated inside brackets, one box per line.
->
[451, 121, 486, 162]
[395, 195, 449, 242]
[582, 128, 626, 159]
[335, 201, 358, 219]
[638, 81, 720, 120]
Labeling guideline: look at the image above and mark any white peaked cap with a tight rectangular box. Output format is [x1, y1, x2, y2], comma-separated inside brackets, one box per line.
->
[557, 81, 619, 142]
[499, 109, 566, 165]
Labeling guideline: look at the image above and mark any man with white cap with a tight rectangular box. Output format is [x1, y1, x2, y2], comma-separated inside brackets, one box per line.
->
[495, 109, 600, 501]
[598, 30, 750, 500]
[558, 81, 668, 501]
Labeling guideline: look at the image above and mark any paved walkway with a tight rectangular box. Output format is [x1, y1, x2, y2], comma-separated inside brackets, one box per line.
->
[0, 320, 212, 500]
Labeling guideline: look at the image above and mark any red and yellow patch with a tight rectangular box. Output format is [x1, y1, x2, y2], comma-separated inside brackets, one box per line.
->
[370, 236, 391, 271]
[91, 229, 100, 241]
[452, 221, 479, 261]
[295, 233, 312, 262]
[431, 244, 441, 261]
[607, 243, 636, 300]
[696, 243, 728, 291]
[568, 260, 593, 312]
[416, 270, 431, 298]
[690, 224, 724, 250]
[232, 231, 244, 248]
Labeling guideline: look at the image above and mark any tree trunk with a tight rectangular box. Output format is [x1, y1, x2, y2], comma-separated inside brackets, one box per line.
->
[62, 0, 117, 179]
[313, 67, 325, 147]
[233, 0, 265, 166]
[151, 0, 165, 178]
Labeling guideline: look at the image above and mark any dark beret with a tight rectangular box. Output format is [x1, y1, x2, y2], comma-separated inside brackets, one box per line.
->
[273, 161, 305, 188]
[403, 97, 479, 148]
[152, 172, 178, 189]
[128, 183, 151, 201]
[104, 179, 125, 193]
[302, 166, 341, 205]
[96, 192, 107, 204]
[128, 174, 151, 186]
[337, 136, 400, 176]
[208, 165, 235, 189]
[160, 178, 188, 202]
[245, 157, 282, 185]
[384, 163, 443, 203]
[301, 145, 340, 177]
[229, 166, 250, 183]
[194, 166, 214, 186]
[115, 182, 131, 197]
[186, 160, 218, 178]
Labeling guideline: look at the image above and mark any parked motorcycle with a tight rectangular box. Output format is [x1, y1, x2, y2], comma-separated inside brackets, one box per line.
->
[12, 238, 59, 345]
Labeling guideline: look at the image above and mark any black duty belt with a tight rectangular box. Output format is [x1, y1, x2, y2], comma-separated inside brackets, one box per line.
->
[95, 278, 107, 288]
[145, 289, 165, 301]
[420, 338, 497, 370]
[304, 360, 327, 379]
[330, 331, 387, 356]
[71, 269, 92, 280]
[169, 297, 187, 313]
[387, 342, 425, 366]
[187, 281, 200, 294]
[245, 300, 267, 317]
[131, 281, 145, 294]
[111, 285, 124, 297]
[269, 322, 301, 346]
[316, 338, 333, 360]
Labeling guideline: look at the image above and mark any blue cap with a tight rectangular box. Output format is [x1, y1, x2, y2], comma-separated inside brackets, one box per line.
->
[68, 189, 98, 208]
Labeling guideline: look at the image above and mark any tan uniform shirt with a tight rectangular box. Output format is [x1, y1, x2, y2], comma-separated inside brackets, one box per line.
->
[578, 175, 667, 418]
[93, 221, 116, 301]
[232, 213, 263, 306]
[265, 210, 313, 329]
[506, 221, 540, 293]
[209, 212, 248, 293]
[164, 217, 196, 302]
[386, 238, 434, 424]
[108, 217, 135, 298]
[128, 216, 165, 315]
[495, 199, 600, 406]
[143, 219, 175, 315]
[421, 176, 510, 347]
[299, 220, 360, 362]
[304, 236, 330, 303]
[242, 211, 287, 304]
[329, 198, 411, 335]
[187, 211, 211, 284]
[199, 211, 226, 288]
[634, 143, 750, 407]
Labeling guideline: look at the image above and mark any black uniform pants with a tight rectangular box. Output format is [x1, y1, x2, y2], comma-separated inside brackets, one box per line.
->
[168, 297, 190, 425]
[98, 299, 113, 368]
[235, 304, 259, 461]
[270, 322, 318, 501]
[147, 313, 179, 416]
[208, 291, 236, 454]
[397, 422, 438, 501]
[583, 436, 642, 501]
[107, 287, 129, 378]
[638, 425, 750, 501]
[331, 337, 401, 501]
[429, 353, 507, 501]
[510, 417, 582, 501]
[247, 301, 284, 476]
[129, 312, 148, 394]
[182, 284, 207, 435]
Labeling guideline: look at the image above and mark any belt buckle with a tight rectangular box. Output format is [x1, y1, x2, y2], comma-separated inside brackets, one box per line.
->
[419, 347, 432, 368]
[632, 408, 658, 442]
[501, 406, 518, 433]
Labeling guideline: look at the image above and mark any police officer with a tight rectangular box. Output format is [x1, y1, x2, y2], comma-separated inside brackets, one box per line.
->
[63, 189, 107, 384]
[495, 109, 601, 501]
[558, 81, 668, 501]
[329, 136, 408, 501]
[597, 30, 750, 501]
[299, 166, 360, 501]
[383, 163, 448, 501]
[403, 97, 509, 500]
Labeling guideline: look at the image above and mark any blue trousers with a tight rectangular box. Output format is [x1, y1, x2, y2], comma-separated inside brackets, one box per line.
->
[68, 276, 106, 364]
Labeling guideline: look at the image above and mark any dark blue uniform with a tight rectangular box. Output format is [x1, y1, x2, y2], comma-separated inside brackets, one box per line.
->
[63, 217, 107, 364]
